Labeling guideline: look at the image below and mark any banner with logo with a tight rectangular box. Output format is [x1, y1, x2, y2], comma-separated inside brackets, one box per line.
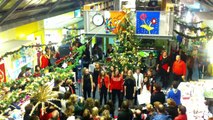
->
[0, 63, 6, 82]
[136, 11, 160, 34]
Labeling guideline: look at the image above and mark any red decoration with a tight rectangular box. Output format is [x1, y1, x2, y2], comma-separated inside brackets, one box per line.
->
[151, 18, 157, 24]
[140, 13, 147, 20]
[0, 63, 6, 82]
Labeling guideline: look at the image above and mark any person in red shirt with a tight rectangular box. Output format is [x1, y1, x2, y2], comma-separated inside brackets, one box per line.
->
[172, 55, 186, 82]
[98, 70, 110, 105]
[174, 105, 187, 120]
[110, 68, 124, 108]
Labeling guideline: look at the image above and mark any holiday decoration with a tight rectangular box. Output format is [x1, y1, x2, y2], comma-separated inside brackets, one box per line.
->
[0, 63, 6, 82]
[136, 11, 160, 34]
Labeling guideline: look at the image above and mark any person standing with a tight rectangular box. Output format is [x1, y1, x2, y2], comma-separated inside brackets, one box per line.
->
[93, 63, 101, 99]
[124, 70, 136, 107]
[145, 52, 156, 71]
[108, 66, 115, 100]
[110, 69, 124, 108]
[98, 70, 110, 105]
[156, 51, 171, 89]
[133, 67, 143, 105]
[82, 68, 93, 99]
[186, 55, 194, 81]
[167, 81, 181, 106]
[151, 83, 165, 105]
[174, 105, 187, 120]
[172, 55, 187, 82]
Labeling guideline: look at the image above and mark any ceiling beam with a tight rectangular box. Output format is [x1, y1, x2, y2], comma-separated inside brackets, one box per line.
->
[0, 0, 24, 25]
[0, 0, 11, 11]
[0, 1, 75, 14]
[48, 0, 63, 14]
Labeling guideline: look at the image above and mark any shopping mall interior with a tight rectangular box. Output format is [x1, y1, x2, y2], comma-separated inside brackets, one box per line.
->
[0, 0, 213, 120]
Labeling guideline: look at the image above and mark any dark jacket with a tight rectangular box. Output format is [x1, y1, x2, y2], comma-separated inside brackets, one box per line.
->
[151, 91, 166, 105]
[118, 109, 133, 120]
[165, 106, 178, 119]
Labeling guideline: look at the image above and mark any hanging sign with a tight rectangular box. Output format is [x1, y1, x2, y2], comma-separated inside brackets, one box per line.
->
[0, 63, 6, 82]
[136, 11, 160, 34]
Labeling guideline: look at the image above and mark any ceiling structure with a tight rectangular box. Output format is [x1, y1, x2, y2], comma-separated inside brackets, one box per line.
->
[0, 0, 82, 31]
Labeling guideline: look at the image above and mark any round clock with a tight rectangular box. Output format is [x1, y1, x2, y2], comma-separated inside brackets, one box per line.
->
[92, 13, 104, 26]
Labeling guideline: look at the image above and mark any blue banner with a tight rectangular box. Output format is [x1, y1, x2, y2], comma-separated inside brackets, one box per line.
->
[136, 11, 160, 34]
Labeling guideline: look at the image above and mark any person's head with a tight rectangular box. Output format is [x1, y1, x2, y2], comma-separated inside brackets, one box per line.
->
[127, 70, 133, 77]
[35, 65, 40, 72]
[95, 63, 100, 69]
[153, 83, 161, 92]
[147, 68, 153, 76]
[84, 68, 90, 75]
[26, 67, 31, 73]
[65, 105, 74, 116]
[102, 110, 111, 120]
[156, 104, 165, 114]
[110, 66, 114, 72]
[25, 103, 34, 114]
[92, 107, 99, 117]
[121, 100, 129, 110]
[85, 98, 95, 111]
[176, 55, 181, 62]
[69, 94, 78, 105]
[154, 101, 161, 110]
[149, 52, 154, 58]
[143, 76, 149, 83]
[29, 116, 40, 120]
[135, 67, 140, 74]
[114, 69, 120, 76]
[124, 66, 128, 72]
[100, 70, 106, 77]
[146, 104, 154, 112]
[94, 99, 100, 108]
[178, 105, 187, 115]
[172, 81, 179, 89]
[108, 44, 112, 49]
[167, 98, 177, 107]
[83, 109, 91, 119]
[162, 51, 167, 58]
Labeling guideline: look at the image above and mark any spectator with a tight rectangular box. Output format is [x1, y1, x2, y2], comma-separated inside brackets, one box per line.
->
[118, 100, 133, 120]
[156, 51, 171, 89]
[146, 104, 157, 120]
[24, 103, 34, 120]
[133, 67, 143, 105]
[33, 65, 41, 77]
[82, 68, 93, 99]
[151, 83, 165, 105]
[92, 43, 103, 61]
[101, 110, 112, 120]
[165, 98, 178, 119]
[82, 43, 91, 68]
[153, 104, 171, 120]
[145, 52, 156, 71]
[106, 100, 115, 118]
[93, 63, 101, 99]
[92, 107, 100, 120]
[167, 81, 181, 105]
[174, 105, 187, 120]
[124, 70, 136, 107]
[82, 109, 92, 120]
[106, 44, 114, 57]
[186, 55, 194, 81]
[172, 55, 187, 82]
[98, 70, 110, 105]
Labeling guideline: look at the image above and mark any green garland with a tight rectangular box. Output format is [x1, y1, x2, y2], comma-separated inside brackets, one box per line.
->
[0, 34, 83, 61]
[174, 18, 213, 40]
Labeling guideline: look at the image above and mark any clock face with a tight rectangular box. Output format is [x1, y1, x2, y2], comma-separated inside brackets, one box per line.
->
[92, 13, 104, 26]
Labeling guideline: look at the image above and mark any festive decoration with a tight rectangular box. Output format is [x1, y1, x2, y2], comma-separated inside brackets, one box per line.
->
[136, 11, 160, 34]
[0, 63, 6, 82]
[0, 43, 86, 114]
[106, 9, 142, 71]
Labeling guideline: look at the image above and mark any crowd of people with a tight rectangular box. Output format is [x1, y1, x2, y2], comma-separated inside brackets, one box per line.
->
[12, 41, 211, 120]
